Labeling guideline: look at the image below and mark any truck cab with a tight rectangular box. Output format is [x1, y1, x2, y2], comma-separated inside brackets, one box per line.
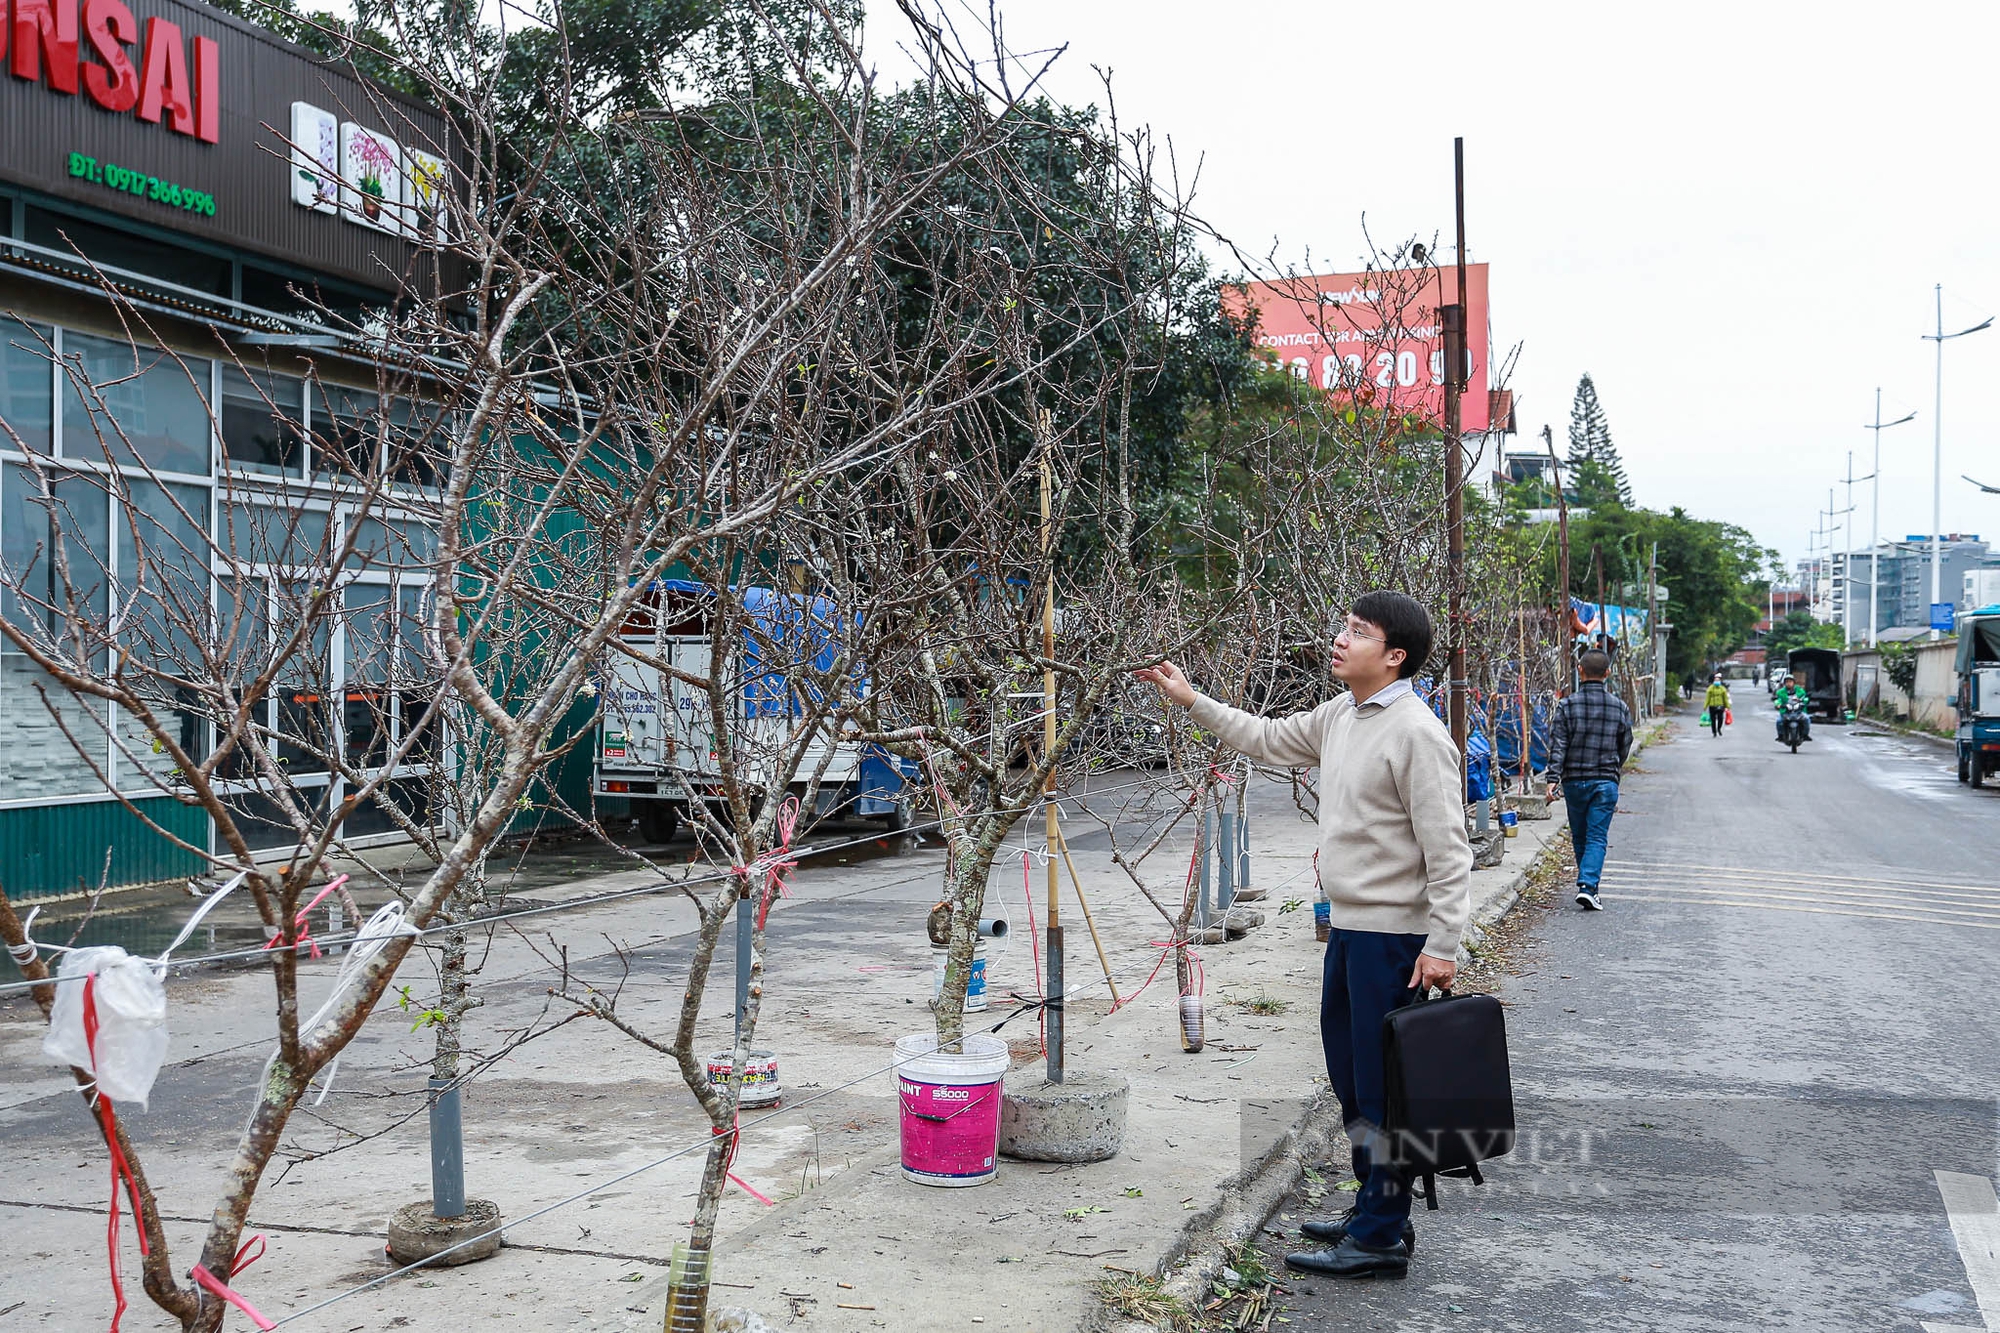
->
[593, 581, 915, 843]
[1785, 648, 1843, 722]
[1955, 607, 2000, 789]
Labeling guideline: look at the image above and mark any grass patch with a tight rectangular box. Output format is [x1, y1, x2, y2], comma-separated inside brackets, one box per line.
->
[1229, 993, 1290, 1017]
[1098, 1272, 1197, 1332]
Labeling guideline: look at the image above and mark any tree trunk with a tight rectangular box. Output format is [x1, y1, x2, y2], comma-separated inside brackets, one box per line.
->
[933, 836, 999, 1051]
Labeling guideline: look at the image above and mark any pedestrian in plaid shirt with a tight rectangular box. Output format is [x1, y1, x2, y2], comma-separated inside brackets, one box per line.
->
[1545, 649, 1632, 910]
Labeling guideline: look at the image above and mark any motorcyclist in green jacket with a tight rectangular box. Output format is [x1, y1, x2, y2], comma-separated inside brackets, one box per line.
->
[1773, 673, 1812, 742]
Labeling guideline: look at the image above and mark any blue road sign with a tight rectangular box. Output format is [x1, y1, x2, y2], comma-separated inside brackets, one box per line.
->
[1931, 601, 1957, 633]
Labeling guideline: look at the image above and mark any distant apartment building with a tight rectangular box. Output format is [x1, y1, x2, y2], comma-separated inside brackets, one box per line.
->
[1829, 535, 1999, 641]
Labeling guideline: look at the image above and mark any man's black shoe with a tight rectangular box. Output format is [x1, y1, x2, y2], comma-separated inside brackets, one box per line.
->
[1299, 1205, 1416, 1253]
[1284, 1235, 1409, 1279]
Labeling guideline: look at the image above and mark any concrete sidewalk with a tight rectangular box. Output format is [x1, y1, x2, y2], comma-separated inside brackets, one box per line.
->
[0, 754, 1580, 1333]
[614, 784, 1574, 1333]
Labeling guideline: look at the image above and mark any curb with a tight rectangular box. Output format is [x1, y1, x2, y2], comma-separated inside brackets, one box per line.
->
[1103, 711, 1678, 1331]
[1852, 719, 1955, 750]
[1102, 1089, 1345, 1333]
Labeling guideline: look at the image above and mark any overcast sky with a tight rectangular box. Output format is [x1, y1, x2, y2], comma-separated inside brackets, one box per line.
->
[863, 0, 2000, 577]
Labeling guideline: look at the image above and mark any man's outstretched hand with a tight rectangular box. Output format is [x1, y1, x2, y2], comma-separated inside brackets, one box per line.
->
[1134, 660, 1196, 709]
[1409, 952, 1456, 994]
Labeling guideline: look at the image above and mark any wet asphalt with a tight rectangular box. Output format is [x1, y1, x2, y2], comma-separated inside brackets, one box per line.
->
[1267, 692, 2000, 1332]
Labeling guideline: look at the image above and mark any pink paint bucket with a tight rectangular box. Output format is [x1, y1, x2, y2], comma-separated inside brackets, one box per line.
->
[893, 1032, 1008, 1187]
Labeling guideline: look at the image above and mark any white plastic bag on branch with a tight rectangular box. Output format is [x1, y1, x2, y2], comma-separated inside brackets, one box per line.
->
[43, 947, 170, 1108]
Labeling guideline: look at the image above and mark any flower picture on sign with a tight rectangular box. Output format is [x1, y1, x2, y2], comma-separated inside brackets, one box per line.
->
[290, 103, 339, 213]
[339, 122, 402, 234]
[402, 146, 450, 245]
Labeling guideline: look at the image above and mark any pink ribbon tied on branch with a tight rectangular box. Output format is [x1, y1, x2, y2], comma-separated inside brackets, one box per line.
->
[259, 874, 351, 960]
[190, 1234, 274, 1331]
[737, 797, 801, 931]
[712, 1114, 775, 1207]
[81, 974, 149, 1333]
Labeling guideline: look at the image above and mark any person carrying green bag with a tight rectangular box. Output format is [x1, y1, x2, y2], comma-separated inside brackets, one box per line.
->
[1703, 675, 1730, 738]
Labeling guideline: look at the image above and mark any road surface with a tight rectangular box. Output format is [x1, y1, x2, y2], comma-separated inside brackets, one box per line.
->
[1270, 693, 2000, 1332]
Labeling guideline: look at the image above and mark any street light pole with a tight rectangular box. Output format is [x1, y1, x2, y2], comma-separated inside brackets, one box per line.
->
[1922, 286, 1992, 639]
[1829, 481, 1855, 647]
[1864, 389, 1916, 648]
[1441, 137, 1469, 786]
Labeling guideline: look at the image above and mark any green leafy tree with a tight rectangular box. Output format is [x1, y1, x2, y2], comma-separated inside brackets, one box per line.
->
[1879, 641, 1919, 697]
[1765, 609, 1844, 661]
[1567, 373, 1631, 508]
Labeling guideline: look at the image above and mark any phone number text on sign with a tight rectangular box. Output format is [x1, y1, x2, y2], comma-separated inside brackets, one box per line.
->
[67, 153, 217, 219]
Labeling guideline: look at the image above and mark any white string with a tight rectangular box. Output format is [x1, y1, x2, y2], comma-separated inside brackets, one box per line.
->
[153, 871, 250, 972]
[4, 905, 41, 966]
[0, 771, 1173, 1000]
[297, 901, 419, 1106]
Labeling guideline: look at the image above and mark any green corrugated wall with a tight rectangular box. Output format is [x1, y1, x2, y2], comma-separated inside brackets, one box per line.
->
[0, 797, 207, 900]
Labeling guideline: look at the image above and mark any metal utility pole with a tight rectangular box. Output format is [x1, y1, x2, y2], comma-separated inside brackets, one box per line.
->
[1544, 424, 1573, 692]
[1592, 542, 1606, 659]
[1922, 286, 1992, 638]
[1040, 423, 1063, 1085]
[1838, 452, 1873, 648]
[1646, 540, 1660, 714]
[1441, 136, 1470, 784]
[1828, 484, 1855, 646]
[1863, 389, 1916, 648]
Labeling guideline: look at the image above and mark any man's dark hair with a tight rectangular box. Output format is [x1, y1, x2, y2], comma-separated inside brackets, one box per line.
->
[1578, 648, 1611, 680]
[1350, 591, 1432, 679]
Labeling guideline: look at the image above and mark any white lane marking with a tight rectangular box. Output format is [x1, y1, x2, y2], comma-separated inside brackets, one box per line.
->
[1606, 860, 2000, 897]
[1936, 1171, 2000, 1331]
[1597, 892, 2000, 932]
[1920, 1324, 1989, 1333]
[1605, 871, 2000, 909]
[1608, 881, 2000, 921]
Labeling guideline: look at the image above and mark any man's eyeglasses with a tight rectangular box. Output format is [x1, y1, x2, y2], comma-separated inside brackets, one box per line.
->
[1335, 621, 1387, 646]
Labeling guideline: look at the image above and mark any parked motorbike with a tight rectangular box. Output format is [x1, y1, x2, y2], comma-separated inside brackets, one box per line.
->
[1777, 701, 1810, 753]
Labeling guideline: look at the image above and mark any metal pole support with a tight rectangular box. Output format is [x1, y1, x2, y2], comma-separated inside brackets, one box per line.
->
[1045, 924, 1065, 1084]
[1195, 804, 1212, 932]
[1237, 795, 1251, 895]
[1217, 808, 1236, 911]
[429, 1076, 465, 1219]
[735, 888, 753, 1041]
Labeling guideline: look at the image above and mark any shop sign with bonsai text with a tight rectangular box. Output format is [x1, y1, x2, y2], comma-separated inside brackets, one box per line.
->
[7, 0, 220, 142]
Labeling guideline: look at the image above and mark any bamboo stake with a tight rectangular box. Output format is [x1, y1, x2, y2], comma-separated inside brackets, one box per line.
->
[1051, 818, 1121, 1006]
[1040, 413, 1063, 1083]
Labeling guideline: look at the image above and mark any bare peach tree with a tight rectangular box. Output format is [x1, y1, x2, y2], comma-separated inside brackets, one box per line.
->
[0, 1, 1142, 1328]
[1074, 247, 1530, 1004]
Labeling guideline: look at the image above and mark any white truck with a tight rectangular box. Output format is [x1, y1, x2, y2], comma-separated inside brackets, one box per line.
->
[592, 581, 915, 843]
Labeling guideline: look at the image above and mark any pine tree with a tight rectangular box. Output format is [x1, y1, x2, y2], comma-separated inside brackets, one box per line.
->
[1566, 373, 1631, 506]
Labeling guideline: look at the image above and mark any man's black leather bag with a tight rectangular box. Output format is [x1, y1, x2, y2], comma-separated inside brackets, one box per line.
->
[1381, 989, 1515, 1210]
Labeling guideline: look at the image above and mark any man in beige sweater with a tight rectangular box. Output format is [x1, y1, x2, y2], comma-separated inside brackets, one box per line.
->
[1137, 591, 1471, 1280]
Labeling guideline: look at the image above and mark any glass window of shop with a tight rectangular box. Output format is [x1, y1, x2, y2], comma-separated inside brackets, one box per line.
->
[221, 367, 306, 477]
[61, 332, 212, 476]
[0, 322, 440, 830]
[0, 318, 54, 455]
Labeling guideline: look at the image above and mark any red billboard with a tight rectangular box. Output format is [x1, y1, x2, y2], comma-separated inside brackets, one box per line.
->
[1225, 264, 1491, 432]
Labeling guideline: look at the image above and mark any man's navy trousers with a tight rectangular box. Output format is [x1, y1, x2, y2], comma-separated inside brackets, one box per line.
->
[1320, 925, 1428, 1248]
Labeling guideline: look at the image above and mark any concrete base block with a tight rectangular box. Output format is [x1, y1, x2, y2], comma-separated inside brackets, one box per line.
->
[999, 1070, 1129, 1163]
[1469, 829, 1505, 869]
[1511, 793, 1553, 820]
[1229, 885, 1268, 902]
[1222, 906, 1264, 937]
[387, 1198, 503, 1266]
